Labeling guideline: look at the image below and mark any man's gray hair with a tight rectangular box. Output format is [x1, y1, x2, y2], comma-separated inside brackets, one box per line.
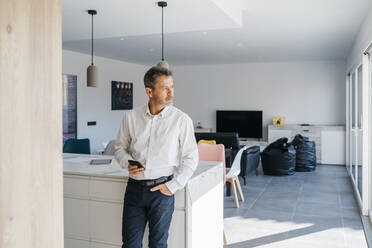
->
[144, 66, 173, 89]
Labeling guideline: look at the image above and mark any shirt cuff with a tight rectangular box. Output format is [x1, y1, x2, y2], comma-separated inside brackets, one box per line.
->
[165, 179, 181, 195]
[115, 153, 133, 170]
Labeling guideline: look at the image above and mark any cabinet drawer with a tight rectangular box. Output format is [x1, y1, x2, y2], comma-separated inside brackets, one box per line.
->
[268, 130, 292, 143]
[64, 176, 89, 198]
[298, 132, 320, 141]
[89, 178, 126, 202]
[64, 238, 90, 248]
[298, 130, 316, 136]
[295, 126, 320, 137]
[90, 242, 120, 248]
[64, 198, 90, 238]
[90, 201, 123, 244]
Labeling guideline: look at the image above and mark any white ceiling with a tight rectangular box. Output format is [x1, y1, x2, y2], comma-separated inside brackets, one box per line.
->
[62, 0, 372, 65]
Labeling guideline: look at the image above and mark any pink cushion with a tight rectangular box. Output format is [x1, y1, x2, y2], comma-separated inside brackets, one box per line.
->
[197, 143, 226, 184]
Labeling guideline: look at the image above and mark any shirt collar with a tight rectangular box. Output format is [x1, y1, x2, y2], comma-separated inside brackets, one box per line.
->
[144, 104, 170, 118]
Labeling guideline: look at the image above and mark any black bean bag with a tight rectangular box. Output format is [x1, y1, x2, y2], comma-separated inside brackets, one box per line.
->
[261, 138, 296, 176]
[291, 134, 316, 172]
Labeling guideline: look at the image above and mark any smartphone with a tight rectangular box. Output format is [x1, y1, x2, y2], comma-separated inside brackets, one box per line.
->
[128, 160, 145, 169]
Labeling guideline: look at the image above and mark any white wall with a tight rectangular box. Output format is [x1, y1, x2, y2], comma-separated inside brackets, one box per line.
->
[347, 5, 372, 70]
[172, 61, 346, 140]
[63, 50, 148, 153]
[63, 50, 346, 149]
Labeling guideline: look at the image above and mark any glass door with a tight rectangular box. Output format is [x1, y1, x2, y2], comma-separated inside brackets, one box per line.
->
[357, 65, 363, 201]
[362, 50, 372, 218]
[347, 48, 372, 217]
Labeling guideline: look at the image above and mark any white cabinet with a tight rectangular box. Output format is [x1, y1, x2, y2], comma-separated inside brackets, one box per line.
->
[321, 130, 346, 165]
[268, 130, 293, 143]
[63, 159, 223, 248]
[268, 125, 321, 163]
[64, 175, 185, 248]
[268, 125, 345, 165]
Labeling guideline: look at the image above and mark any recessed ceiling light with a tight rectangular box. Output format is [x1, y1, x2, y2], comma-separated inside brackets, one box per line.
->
[202, 31, 207, 35]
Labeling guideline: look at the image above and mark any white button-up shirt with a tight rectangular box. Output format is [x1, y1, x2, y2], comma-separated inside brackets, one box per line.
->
[114, 104, 199, 194]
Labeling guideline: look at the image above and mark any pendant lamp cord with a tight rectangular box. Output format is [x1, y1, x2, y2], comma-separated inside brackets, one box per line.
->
[161, 6, 164, 61]
[91, 13, 94, 66]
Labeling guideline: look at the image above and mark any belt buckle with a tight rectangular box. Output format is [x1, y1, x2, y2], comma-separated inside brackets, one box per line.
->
[145, 176, 170, 187]
[154, 178, 161, 185]
[154, 177, 164, 186]
[147, 181, 155, 187]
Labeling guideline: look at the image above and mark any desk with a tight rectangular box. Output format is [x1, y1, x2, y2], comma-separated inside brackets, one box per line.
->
[63, 154, 223, 248]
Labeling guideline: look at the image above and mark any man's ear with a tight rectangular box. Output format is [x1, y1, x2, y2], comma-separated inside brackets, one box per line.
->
[145, 87, 153, 98]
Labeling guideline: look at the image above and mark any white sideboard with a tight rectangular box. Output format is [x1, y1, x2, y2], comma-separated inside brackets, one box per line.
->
[239, 140, 268, 152]
[321, 129, 347, 165]
[268, 125, 345, 165]
[63, 154, 223, 248]
[194, 127, 216, 133]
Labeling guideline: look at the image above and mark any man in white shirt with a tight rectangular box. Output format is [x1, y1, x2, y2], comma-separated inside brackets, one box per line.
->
[115, 66, 199, 248]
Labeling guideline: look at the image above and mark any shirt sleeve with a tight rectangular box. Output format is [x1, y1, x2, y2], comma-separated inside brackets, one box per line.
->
[114, 113, 133, 170]
[165, 115, 199, 194]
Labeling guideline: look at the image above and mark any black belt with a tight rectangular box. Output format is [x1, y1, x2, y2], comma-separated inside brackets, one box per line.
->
[129, 175, 173, 187]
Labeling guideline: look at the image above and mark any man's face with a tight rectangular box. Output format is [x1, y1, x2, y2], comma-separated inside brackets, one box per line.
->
[148, 75, 174, 107]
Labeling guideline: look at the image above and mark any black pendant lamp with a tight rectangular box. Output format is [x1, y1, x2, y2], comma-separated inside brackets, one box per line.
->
[156, 1, 169, 69]
[87, 9, 98, 87]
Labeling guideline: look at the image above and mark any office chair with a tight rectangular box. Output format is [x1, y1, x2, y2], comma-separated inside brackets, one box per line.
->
[63, 138, 91, 154]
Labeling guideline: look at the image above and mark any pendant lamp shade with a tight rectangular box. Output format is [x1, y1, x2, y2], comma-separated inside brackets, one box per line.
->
[156, 60, 169, 70]
[87, 65, 98, 87]
[156, 1, 169, 69]
[87, 9, 98, 87]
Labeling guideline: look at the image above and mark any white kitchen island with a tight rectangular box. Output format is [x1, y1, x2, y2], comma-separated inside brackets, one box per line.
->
[63, 154, 223, 248]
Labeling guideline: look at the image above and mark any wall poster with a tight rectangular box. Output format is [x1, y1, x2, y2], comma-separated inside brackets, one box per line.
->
[111, 81, 133, 110]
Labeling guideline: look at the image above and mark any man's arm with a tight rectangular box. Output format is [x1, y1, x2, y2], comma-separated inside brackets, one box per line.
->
[114, 113, 133, 170]
[165, 115, 199, 194]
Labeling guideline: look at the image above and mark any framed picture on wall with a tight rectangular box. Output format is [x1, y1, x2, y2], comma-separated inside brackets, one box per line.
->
[111, 81, 133, 110]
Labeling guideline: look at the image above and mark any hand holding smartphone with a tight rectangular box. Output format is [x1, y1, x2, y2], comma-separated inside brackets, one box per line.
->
[128, 160, 145, 169]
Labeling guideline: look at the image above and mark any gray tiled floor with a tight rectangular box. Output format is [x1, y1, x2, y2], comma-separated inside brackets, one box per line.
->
[224, 165, 368, 248]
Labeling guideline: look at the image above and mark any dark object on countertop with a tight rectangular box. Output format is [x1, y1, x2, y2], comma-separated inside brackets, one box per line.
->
[90, 159, 112, 165]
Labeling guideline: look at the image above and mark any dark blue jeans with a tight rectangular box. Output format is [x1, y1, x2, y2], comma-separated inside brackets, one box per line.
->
[122, 179, 175, 248]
